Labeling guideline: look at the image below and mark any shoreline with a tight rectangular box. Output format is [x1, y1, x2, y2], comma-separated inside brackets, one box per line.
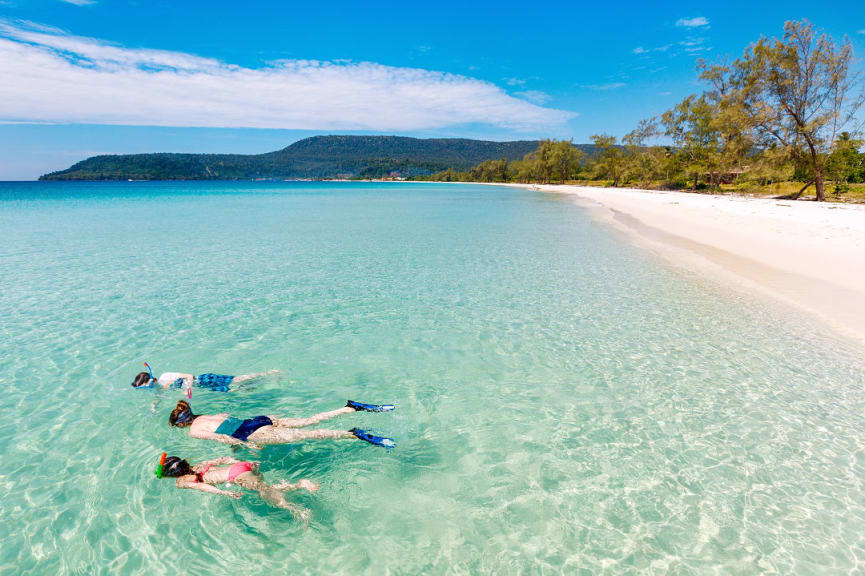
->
[512, 183, 865, 345]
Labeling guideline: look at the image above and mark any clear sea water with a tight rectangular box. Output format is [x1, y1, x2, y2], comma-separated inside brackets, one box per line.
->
[1, 181, 865, 575]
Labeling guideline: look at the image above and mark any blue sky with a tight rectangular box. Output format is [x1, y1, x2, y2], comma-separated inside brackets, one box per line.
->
[1, 0, 863, 179]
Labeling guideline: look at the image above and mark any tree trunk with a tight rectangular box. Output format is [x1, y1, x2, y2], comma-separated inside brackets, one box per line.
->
[692, 173, 698, 191]
[790, 179, 813, 200]
[804, 137, 825, 202]
[815, 170, 825, 202]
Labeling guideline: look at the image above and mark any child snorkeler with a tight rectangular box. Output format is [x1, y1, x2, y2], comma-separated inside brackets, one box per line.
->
[157, 455, 318, 522]
[131, 362, 279, 393]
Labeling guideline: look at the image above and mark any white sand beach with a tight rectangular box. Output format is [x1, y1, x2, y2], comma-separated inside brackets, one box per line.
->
[524, 184, 865, 344]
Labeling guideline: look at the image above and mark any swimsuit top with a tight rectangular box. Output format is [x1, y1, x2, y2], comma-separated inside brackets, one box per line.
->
[195, 463, 213, 483]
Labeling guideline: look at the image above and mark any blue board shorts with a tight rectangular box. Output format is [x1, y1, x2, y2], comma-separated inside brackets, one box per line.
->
[170, 373, 234, 392]
[215, 415, 273, 441]
[195, 373, 235, 392]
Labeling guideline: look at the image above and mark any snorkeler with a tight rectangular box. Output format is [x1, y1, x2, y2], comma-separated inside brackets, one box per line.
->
[157, 455, 318, 522]
[168, 399, 396, 449]
[131, 362, 278, 392]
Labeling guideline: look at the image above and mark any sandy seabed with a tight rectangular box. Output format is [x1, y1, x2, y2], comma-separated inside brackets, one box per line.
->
[517, 184, 865, 345]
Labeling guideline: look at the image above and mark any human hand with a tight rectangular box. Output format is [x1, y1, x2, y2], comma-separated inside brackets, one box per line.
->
[297, 479, 319, 493]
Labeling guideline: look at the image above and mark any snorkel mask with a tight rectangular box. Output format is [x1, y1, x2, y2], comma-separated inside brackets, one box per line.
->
[174, 408, 194, 426]
[143, 362, 155, 385]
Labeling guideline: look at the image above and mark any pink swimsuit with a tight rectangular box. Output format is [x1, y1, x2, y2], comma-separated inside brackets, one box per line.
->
[197, 461, 254, 483]
[227, 461, 254, 482]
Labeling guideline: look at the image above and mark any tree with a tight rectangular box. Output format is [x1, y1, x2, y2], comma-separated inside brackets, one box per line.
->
[725, 20, 864, 200]
[548, 139, 583, 183]
[826, 132, 864, 193]
[469, 158, 512, 182]
[623, 119, 663, 187]
[661, 95, 722, 189]
[590, 134, 625, 186]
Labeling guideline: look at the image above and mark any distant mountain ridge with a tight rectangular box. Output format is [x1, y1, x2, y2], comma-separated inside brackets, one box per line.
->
[40, 135, 582, 181]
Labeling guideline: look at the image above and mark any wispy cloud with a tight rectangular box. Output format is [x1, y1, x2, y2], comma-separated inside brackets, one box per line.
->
[676, 16, 709, 28]
[634, 44, 672, 55]
[504, 77, 526, 86]
[581, 82, 626, 91]
[60, 0, 96, 5]
[858, 29, 865, 35]
[0, 21, 573, 132]
[515, 90, 551, 105]
[679, 36, 710, 53]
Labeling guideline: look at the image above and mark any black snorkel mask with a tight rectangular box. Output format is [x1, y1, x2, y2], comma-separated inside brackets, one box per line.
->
[162, 456, 188, 477]
[174, 409, 194, 426]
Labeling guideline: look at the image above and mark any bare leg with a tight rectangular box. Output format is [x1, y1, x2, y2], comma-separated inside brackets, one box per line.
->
[273, 479, 320, 493]
[249, 426, 355, 445]
[233, 472, 312, 523]
[233, 369, 281, 384]
[271, 406, 355, 428]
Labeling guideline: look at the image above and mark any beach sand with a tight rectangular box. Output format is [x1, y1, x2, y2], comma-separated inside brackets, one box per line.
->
[522, 184, 865, 345]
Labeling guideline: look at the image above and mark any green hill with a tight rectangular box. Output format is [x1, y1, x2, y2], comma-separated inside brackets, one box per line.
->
[39, 135, 553, 181]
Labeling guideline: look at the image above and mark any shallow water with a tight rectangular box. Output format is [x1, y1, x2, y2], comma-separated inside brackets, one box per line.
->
[1, 181, 864, 575]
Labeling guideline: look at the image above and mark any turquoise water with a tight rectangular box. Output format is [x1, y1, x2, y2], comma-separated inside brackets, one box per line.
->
[1, 181, 865, 574]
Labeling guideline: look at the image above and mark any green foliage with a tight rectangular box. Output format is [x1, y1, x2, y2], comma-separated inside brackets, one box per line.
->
[661, 95, 723, 189]
[590, 134, 625, 186]
[826, 133, 865, 194]
[422, 140, 599, 184]
[712, 20, 864, 200]
[40, 136, 541, 181]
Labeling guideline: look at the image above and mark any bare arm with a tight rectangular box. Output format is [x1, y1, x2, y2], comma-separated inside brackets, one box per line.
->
[176, 479, 242, 498]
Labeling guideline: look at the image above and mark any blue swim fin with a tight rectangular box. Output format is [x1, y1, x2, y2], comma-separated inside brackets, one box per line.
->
[346, 400, 395, 413]
[350, 428, 395, 448]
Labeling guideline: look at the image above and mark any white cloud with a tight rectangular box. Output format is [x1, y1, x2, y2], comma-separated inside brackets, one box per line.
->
[676, 16, 709, 28]
[514, 90, 551, 105]
[61, 0, 96, 5]
[0, 21, 573, 132]
[582, 82, 626, 91]
[634, 44, 672, 55]
[858, 29, 865, 34]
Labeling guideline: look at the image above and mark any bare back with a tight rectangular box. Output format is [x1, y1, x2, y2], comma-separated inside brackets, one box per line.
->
[189, 414, 230, 437]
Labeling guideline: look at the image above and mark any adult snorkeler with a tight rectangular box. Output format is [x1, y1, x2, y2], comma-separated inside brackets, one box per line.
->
[157, 454, 318, 522]
[168, 400, 396, 449]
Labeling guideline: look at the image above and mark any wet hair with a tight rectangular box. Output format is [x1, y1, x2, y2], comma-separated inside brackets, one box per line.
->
[169, 400, 197, 427]
[162, 456, 193, 478]
[131, 371, 153, 388]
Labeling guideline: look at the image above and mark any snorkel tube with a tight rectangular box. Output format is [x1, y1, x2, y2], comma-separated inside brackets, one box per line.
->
[143, 362, 155, 385]
[154, 452, 167, 478]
